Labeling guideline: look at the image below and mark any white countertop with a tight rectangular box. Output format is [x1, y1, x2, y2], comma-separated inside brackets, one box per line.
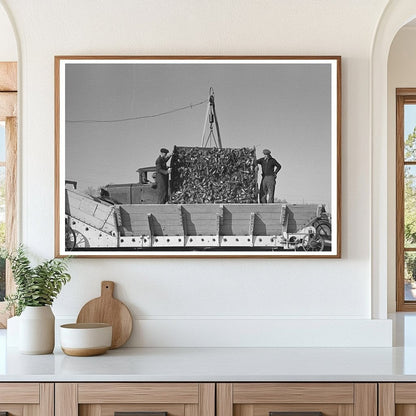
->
[2, 313, 416, 382]
[2, 345, 416, 382]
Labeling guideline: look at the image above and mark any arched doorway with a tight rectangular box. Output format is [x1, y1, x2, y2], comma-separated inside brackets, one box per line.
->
[388, 22, 416, 313]
[371, 1, 416, 318]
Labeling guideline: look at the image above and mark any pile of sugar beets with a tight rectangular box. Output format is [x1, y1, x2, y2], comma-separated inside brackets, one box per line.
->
[169, 146, 258, 204]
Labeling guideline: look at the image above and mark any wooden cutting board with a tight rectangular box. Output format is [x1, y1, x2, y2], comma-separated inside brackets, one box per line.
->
[76, 281, 133, 349]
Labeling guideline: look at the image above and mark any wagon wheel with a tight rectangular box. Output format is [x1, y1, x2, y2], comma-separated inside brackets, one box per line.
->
[72, 230, 90, 248]
[315, 220, 331, 243]
[65, 226, 90, 250]
[302, 232, 325, 251]
[302, 219, 332, 251]
[65, 224, 76, 250]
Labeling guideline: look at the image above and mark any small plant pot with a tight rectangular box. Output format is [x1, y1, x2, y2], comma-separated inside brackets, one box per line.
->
[19, 306, 55, 354]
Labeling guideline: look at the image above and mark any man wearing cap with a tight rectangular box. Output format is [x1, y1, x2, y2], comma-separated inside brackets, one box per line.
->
[256, 149, 282, 203]
[155, 148, 172, 204]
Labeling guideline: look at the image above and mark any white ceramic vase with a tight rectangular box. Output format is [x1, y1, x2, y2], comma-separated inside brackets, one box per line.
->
[6, 315, 20, 347]
[19, 306, 55, 354]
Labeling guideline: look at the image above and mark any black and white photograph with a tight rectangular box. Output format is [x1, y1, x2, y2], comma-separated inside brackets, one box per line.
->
[55, 57, 341, 257]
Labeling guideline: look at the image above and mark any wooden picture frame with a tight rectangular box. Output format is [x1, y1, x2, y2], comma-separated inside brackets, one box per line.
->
[396, 88, 416, 310]
[55, 56, 341, 258]
[0, 61, 17, 326]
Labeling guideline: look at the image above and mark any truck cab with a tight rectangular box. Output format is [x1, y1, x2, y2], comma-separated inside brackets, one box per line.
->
[100, 166, 160, 204]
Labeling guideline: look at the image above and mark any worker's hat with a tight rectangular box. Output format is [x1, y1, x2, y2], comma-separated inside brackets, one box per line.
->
[263, 149, 271, 155]
[160, 148, 169, 154]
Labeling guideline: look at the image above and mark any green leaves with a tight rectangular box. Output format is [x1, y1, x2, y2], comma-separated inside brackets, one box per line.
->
[405, 127, 416, 247]
[405, 126, 416, 161]
[5, 246, 71, 316]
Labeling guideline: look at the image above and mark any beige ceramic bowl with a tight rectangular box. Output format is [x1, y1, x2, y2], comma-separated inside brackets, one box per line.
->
[60, 323, 112, 356]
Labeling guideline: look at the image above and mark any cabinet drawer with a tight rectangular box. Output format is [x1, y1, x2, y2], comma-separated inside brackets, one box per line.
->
[0, 383, 39, 403]
[56, 383, 215, 416]
[379, 383, 416, 415]
[0, 383, 53, 415]
[217, 383, 376, 416]
[78, 383, 200, 404]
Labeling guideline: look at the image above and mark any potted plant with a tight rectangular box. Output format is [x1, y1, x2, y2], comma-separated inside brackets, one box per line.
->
[4, 246, 71, 354]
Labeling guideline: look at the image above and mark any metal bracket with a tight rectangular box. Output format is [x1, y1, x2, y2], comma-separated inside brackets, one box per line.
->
[280, 204, 289, 238]
[113, 206, 123, 245]
[152, 236, 185, 247]
[147, 213, 154, 237]
[216, 204, 224, 245]
[115, 412, 168, 416]
[220, 235, 253, 247]
[179, 205, 187, 246]
[249, 212, 256, 247]
[186, 236, 219, 247]
[270, 413, 323, 416]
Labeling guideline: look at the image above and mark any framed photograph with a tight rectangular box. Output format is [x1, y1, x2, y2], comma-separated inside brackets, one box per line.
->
[55, 56, 341, 258]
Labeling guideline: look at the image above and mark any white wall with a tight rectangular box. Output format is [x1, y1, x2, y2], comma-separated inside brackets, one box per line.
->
[0, 0, 393, 347]
[0, 3, 16, 61]
[387, 26, 416, 312]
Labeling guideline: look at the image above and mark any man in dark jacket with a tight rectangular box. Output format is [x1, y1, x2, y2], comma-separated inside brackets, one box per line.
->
[256, 149, 282, 203]
[155, 148, 171, 204]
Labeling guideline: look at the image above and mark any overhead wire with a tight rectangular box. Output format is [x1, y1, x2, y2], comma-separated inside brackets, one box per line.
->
[66, 99, 208, 124]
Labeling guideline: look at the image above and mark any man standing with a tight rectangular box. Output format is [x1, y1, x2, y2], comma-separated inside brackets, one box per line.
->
[256, 149, 282, 203]
[155, 148, 172, 204]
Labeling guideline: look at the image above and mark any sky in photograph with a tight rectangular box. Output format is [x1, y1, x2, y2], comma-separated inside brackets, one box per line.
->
[65, 61, 333, 209]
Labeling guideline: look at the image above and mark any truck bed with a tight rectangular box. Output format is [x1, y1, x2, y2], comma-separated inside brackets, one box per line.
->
[117, 203, 319, 236]
[65, 188, 329, 250]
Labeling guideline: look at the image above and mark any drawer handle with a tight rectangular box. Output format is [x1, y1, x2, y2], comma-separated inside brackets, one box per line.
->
[115, 412, 168, 416]
[270, 413, 323, 416]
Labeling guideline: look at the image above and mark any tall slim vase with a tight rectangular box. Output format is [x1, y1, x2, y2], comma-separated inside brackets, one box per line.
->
[19, 306, 55, 354]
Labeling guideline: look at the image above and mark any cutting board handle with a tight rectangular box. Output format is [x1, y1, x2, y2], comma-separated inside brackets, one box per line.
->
[101, 281, 115, 298]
